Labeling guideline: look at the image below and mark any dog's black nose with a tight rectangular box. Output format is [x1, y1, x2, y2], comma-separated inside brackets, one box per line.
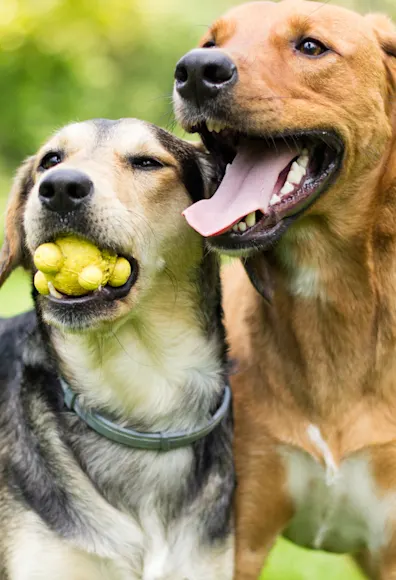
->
[175, 49, 237, 102]
[39, 169, 93, 213]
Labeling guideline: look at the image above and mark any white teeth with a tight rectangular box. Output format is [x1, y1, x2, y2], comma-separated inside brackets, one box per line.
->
[48, 282, 63, 299]
[298, 156, 309, 169]
[214, 122, 226, 133]
[290, 161, 306, 183]
[302, 148, 309, 156]
[206, 120, 227, 133]
[288, 168, 302, 185]
[280, 154, 308, 196]
[230, 213, 256, 233]
[292, 161, 305, 175]
[245, 212, 256, 227]
[270, 194, 281, 206]
[280, 182, 294, 196]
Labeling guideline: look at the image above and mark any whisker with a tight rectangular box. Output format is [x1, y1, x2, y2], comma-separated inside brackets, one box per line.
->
[308, 0, 333, 16]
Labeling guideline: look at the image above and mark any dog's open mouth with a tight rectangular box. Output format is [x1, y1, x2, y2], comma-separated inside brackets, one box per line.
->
[183, 125, 344, 252]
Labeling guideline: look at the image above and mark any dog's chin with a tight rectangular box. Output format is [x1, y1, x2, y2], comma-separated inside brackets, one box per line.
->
[37, 258, 139, 333]
[179, 110, 345, 256]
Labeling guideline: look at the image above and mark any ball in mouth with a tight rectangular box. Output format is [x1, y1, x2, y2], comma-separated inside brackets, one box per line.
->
[34, 235, 137, 304]
[34, 234, 139, 331]
[183, 125, 345, 254]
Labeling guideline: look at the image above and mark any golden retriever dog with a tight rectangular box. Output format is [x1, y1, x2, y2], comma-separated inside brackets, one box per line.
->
[0, 119, 235, 580]
[173, 1, 396, 578]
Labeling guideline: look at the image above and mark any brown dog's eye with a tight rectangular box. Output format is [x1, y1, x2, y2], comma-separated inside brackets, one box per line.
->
[129, 157, 164, 170]
[296, 38, 329, 57]
[39, 152, 62, 171]
[202, 40, 216, 49]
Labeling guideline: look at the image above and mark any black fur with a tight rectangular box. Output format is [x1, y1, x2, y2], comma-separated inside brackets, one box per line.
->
[0, 308, 234, 546]
[0, 121, 234, 576]
[153, 124, 211, 203]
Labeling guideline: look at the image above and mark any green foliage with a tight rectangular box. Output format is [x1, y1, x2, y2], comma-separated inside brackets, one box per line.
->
[262, 539, 363, 580]
[0, 0, 395, 577]
[0, 0, 231, 170]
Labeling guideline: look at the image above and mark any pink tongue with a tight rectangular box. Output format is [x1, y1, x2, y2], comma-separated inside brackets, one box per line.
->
[183, 141, 299, 237]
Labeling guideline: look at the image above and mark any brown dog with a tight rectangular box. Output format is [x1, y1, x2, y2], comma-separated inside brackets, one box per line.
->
[173, 1, 396, 578]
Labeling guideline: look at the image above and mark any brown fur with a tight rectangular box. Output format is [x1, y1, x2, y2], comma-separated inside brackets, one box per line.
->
[0, 156, 35, 286]
[198, 1, 396, 578]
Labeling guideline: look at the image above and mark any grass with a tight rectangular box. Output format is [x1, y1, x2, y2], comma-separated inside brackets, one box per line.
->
[0, 271, 364, 579]
[0, 269, 33, 317]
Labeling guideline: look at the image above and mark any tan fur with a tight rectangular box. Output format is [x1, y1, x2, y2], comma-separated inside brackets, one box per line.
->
[198, 1, 396, 578]
[19, 121, 203, 329]
[0, 156, 35, 286]
[0, 120, 233, 579]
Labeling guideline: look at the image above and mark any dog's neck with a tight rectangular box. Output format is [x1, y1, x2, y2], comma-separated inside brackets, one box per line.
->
[51, 255, 226, 431]
[251, 150, 396, 415]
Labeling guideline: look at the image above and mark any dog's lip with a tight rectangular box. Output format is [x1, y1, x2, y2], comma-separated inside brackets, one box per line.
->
[197, 124, 344, 158]
[192, 125, 344, 252]
[210, 217, 294, 254]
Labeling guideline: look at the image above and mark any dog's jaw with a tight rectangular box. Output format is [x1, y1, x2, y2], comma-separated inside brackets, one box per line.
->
[52, 258, 225, 432]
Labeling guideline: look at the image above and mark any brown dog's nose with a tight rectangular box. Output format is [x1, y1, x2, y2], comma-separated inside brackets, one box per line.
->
[39, 169, 93, 213]
[175, 48, 237, 103]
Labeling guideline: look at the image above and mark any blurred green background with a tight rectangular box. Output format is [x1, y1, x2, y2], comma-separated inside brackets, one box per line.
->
[1, 0, 394, 577]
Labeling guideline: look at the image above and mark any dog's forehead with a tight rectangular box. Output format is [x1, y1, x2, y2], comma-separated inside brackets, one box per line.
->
[47, 119, 178, 161]
[215, 0, 368, 41]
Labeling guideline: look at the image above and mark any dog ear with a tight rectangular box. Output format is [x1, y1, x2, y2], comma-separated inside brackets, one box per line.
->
[188, 141, 224, 200]
[366, 14, 396, 59]
[195, 149, 219, 200]
[185, 139, 207, 154]
[242, 254, 274, 304]
[180, 144, 218, 203]
[0, 156, 36, 287]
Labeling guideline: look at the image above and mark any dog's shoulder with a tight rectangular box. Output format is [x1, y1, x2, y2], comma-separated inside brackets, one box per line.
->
[0, 311, 37, 356]
[0, 311, 37, 381]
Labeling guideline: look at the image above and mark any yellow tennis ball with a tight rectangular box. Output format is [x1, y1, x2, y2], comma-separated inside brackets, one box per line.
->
[78, 265, 104, 291]
[49, 237, 106, 296]
[34, 243, 63, 274]
[34, 236, 121, 296]
[108, 257, 131, 287]
[34, 271, 50, 295]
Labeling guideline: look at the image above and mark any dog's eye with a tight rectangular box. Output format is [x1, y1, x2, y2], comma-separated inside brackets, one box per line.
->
[39, 152, 62, 171]
[202, 40, 216, 49]
[296, 38, 329, 57]
[129, 157, 164, 170]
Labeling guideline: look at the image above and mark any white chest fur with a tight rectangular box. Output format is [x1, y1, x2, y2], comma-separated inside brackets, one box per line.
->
[9, 508, 233, 580]
[281, 426, 396, 554]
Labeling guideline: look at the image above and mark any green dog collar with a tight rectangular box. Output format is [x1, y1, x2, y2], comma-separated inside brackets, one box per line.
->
[60, 379, 231, 452]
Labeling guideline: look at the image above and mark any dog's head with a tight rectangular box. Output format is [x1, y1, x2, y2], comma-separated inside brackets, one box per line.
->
[0, 119, 214, 330]
[174, 0, 396, 256]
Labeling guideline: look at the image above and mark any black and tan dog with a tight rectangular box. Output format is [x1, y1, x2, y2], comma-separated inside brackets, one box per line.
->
[174, 1, 396, 578]
[0, 119, 234, 579]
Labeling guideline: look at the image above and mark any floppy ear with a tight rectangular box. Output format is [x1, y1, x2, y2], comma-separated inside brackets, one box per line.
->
[195, 149, 219, 200]
[188, 140, 226, 199]
[178, 140, 218, 202]
[366, 14, 396, 56]
[366, 14, 396, 111]
[0, 156, 35, 287]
